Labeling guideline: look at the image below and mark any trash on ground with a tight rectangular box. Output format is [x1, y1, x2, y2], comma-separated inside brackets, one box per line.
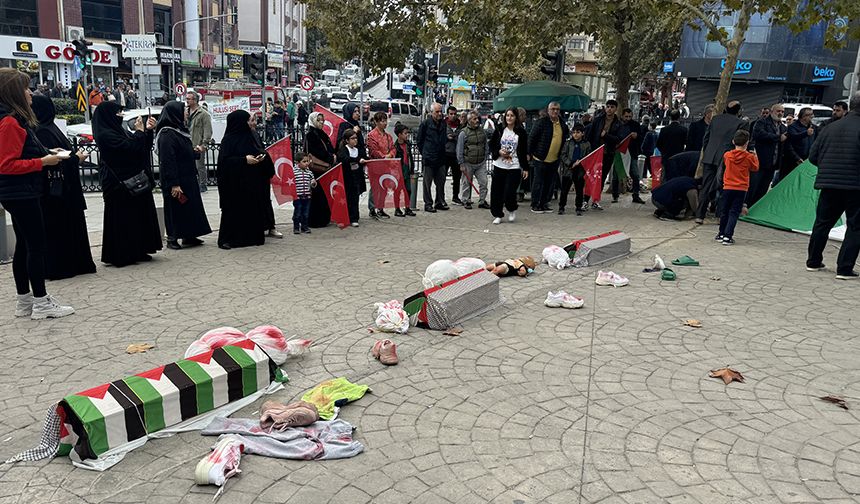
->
[542, 245, 571, 270]
[684, 319, 702, 327]
[373, 300, 409, 334]
[442, 327, 463, 336]
[820, 395, 849, 410]
[643, 254, 666, 273]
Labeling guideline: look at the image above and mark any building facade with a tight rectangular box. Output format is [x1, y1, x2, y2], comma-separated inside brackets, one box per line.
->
[564, 34, 599, 75]
[237, 0, 305, 86]
[676, 11, 859, 114]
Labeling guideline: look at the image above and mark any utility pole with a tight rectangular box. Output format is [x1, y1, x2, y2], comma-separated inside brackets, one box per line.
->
[849, 43, 860, 99]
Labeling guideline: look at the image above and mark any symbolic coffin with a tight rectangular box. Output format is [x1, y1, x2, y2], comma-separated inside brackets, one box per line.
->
[404, 269, 501, 330]
[564, 230, 631, 268]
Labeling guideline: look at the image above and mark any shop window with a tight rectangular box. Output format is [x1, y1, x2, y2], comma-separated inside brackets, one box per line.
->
[0, 0, 39, 37]
[154, 6, 172, 45]
[82, 0, 123, 40]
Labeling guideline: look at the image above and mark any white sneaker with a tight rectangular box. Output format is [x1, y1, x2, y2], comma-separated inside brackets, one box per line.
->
[15, 293, 34, 317]
[492, 217, 502, 225]
[508, 211, 516, 222]
[30, 295, 75, 320]
[595, 270, 629, 287]
[544, 291, 585, 309]
[195, 435, 243, 492]
[652, 255, 666, 271]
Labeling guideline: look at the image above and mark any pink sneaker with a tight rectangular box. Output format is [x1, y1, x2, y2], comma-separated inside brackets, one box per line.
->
[595, 270, 629, 287]
[544, 291, 585, 309]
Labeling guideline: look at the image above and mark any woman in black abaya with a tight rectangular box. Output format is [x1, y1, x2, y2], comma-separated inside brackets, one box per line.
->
[155, 101, 211, 249]
[93, 100, 162, 267]
[31, 95, 96, 280]
[305, 111, 335, 228]
[216, 110, 273, 249]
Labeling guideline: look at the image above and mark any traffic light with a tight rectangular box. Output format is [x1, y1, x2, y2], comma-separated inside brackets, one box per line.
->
[249, 51, 266, 84]
[541, 48, 565, 82]
[412, 62, 426, 88]
[72, 38, 93, 67]
[428, 65, 438, 86]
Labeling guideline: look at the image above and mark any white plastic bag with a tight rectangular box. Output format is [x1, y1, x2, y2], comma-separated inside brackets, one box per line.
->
[422, 259, 459, 289]
[542, 245, 571, 270]
[374, 300, 409, 334]
[452, 257, 486, 277]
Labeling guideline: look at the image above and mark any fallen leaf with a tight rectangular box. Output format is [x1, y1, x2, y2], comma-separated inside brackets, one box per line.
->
[126, 343, 155, 354]
[710, 276, 721, 281]
[684, 319, 703, 328]
[709, 367, 745, 385]
[377, 260, 390, 265]
[820, 395, 848, 410]
[443, 328, 463, 337]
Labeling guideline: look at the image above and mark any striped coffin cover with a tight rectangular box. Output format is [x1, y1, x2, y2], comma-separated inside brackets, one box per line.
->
[404, 269, 500, 330]
[57, 339, 281, 461]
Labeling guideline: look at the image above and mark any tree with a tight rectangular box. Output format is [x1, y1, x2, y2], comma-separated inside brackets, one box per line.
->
[306, 28, 337, 71]
[668, 0, 860, 113]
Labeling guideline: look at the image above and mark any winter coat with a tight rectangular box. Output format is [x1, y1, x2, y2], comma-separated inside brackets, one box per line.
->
[656, 122, 687, 161]
[809, 111, 860, 190]
[417, 117, 447, 166]
[528, 116, 570, 162]
[752, 117, 786, 170]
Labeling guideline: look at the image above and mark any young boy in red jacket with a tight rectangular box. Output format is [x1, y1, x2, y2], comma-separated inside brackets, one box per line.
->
[717, 129, 759, 245]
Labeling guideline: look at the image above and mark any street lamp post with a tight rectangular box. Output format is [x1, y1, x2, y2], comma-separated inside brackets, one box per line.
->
[171, 13, 233, 94]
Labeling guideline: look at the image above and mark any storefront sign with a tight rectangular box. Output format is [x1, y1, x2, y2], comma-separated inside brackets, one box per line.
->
[811, 65, 836, 83]
[157, 48, 181, 64]
[1, 35, 117, 67]
[209, 97, 251, 121]
[121, 34, 157, 59]
[226, 48, 243, 79]
[200, 52, 216, 69]
[720, 59, 753, 75]
[266, 43, 283, 69]
[662, 61, 674, 73]
[289, 52, 305, 63]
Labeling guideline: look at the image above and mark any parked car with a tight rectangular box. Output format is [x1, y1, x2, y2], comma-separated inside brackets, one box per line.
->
[329, 92, 353, 113]
[366, 100, 422, 132]
[780, 103, 833, 126]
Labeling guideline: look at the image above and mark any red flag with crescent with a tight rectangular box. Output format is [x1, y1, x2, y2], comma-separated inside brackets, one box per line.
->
[318, 163, 350, 229]
[365, 159, 406, 209]
[313, 104, 345, 150]
[649, 155, 663, 189]
[266, 136, 297, 205]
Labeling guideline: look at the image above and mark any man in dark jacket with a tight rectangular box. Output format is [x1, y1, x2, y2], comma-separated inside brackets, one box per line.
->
[695, 100, 749, 222]
[785, 107, 818, 181]
[806, 92, 860, 279]
[417, 102, 449, 212]
[820, 101, 848, 131]
[528, 101, 569, 213]
[444, 106, 463, 205]
[619, 108, 645, 204]
[686, 105, 713, 153]
[747, 103, 787, 206]
[656, 109, 687, 167]
[584, 99, 621, 209]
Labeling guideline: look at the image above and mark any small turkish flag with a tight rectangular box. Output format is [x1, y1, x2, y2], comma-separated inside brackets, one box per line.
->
[365, 159, 406, 209]
[650, 155, 663, 189]
[318, 163, 350, 229]
[267, 136, 297, 205]
[313, 104, 346, 150]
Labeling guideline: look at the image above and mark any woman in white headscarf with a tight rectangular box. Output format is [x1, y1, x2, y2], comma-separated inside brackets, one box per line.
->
[305, 111, 335, 228]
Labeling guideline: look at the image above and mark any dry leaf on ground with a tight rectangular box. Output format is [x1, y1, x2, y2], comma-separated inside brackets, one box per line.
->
[443, 328, 463, 337]
[684, 319, 703, 328]
[709, 367, 745, 384]
[710, 276, 721, 281]
[377, 260, 390, 265]
[126, 343, 155, 354]
[820, 395, 849, 410]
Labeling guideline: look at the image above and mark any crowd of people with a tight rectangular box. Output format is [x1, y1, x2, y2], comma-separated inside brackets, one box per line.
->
[1, 63, 858, 321]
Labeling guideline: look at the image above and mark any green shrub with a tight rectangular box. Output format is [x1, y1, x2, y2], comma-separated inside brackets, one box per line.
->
[58, 114, 85, 125]
[53, 98, 78, 116]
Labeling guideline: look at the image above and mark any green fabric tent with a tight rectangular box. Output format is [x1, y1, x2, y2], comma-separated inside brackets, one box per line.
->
[740, 160, 840, 231]
[493, 81, 590, 112]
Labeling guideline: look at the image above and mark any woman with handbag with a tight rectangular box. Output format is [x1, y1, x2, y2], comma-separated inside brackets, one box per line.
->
[216, 109, 272, 249]
[306, 111, 335, 228]
[93, 100, 162, 267]
[155, 101, 211, 250]
[31, 95, 96, 280]
[0, 69, 75, 319]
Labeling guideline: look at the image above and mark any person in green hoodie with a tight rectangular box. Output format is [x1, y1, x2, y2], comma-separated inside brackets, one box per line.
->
[558, 123, 591, 216]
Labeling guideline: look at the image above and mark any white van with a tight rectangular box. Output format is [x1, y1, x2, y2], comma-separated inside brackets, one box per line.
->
[780, 103, 833, 126]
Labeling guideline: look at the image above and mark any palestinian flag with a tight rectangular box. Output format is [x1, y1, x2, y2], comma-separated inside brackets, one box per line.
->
[612, 134, 634, 182]
[58, 340, 282, 461]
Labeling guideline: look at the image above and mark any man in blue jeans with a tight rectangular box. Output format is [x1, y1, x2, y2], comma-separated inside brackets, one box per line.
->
[528, 101, 568, 213]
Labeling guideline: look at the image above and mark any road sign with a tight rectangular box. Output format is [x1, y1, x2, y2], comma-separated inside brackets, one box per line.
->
[76, 83, 87, 113]
[663, 61, 675, 73]
[300, 75, 315, 91]
[121, 34, 157, 59]
[174, 82, 186, 96]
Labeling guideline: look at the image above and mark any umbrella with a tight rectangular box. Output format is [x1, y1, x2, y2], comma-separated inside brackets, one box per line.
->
[493, 80, 590, 112]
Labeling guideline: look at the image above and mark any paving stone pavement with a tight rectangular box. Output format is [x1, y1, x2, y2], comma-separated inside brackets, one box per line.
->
[1, 185, 858, 504]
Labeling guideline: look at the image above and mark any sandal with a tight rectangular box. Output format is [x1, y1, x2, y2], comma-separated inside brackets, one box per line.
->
[371, 339, 399, 365]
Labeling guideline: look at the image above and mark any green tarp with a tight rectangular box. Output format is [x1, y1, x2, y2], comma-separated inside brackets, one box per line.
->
[740, 160, 836, 231]
[493, 80, 590, 112]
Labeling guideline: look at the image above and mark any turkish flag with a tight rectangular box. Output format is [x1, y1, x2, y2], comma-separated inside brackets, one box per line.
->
[318, 163, 350, 229]
[580, 145, 606, 203]
[267, 136, 297, 205]
[313, 104, 345, 150]
[365, 159, 406, 209]
[650, 155, 663, 189]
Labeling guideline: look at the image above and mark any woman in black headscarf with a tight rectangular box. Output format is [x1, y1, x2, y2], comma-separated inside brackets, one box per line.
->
[31, 95, 96, 279]
[93, 100, 162, 267]
[305, 111, 334, 228]
[216, 109, 273, 248]
[155, 100, 211, 249]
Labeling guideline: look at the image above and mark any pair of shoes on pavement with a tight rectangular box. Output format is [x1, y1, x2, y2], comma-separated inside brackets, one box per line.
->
[435, 203, 450, 211]
[492, 211, 517, 225]
[807, 263, 859, 280]
[371, 339, 399, 365]
[714, 234, 735, 246]
[544, 291, 585, 309]
[16, 293, 75, 320]
[595, 270, 629, 287]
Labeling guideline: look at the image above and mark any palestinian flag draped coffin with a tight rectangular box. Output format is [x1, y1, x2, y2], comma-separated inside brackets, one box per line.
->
[57, 339, 282, 461]
[404, 269, 501, 330]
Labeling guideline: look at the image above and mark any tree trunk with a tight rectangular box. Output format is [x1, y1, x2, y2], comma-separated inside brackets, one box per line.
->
[712, 0, 752, 113]
[614, 23, 631, 110]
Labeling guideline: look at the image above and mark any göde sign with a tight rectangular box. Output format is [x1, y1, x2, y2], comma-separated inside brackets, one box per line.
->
[121, 35, 157, 59]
